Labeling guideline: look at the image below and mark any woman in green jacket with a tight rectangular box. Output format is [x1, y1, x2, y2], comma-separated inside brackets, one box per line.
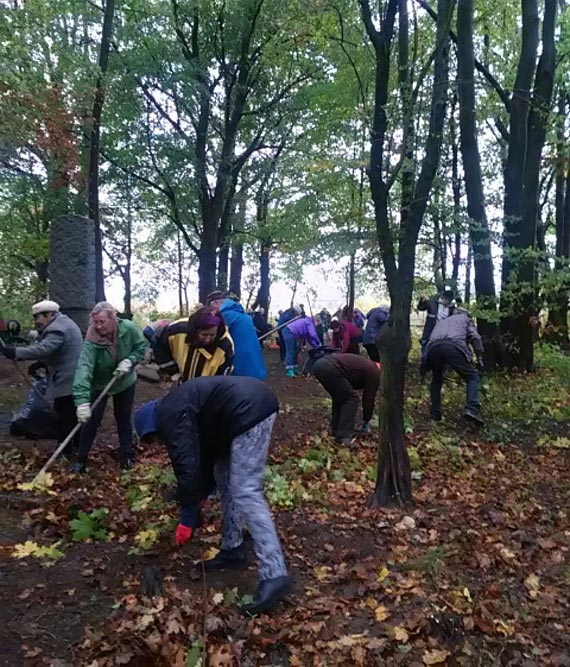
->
[70, 302, 146, 473]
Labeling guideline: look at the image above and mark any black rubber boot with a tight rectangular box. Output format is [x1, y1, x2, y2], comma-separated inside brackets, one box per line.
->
[241, 576, 292, 615]
[204, 544, 248, 571]
[464, 409, 484, 426]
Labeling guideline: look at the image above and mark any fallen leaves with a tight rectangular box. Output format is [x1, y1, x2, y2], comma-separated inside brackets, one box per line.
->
[12, 540, 64, 563]
[423, 648, 450, 664]
[374, 605, 390, 622]
[17, 471, 55, 494]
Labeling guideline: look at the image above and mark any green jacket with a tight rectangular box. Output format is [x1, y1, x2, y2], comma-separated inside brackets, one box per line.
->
[73, 318, 147, 405]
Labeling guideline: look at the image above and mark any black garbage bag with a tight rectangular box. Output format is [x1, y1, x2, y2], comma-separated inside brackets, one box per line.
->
[302, 346, 337, 376]
[10, 378, 60, 439]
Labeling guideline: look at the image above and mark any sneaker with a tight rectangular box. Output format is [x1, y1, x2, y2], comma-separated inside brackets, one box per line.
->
[68, 461, 87, 474]
[285, 368, 296, 378]
[240, 575, 292, 615]
[203, 544, 248, 571]
[464, 409, 484, 426]
[120, 457, 134, 471]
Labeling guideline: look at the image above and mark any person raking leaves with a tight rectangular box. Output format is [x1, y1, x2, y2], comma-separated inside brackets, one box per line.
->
[70, 302, 147, 473]
[133, 375, 291, 615]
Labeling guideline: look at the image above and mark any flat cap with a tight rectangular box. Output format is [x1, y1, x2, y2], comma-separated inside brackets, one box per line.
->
[32, 300, 60, 315]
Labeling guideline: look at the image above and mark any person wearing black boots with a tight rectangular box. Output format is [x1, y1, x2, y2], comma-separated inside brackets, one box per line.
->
[133, 375, 291, 615]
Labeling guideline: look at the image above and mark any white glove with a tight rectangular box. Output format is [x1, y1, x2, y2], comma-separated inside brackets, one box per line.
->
[76, 403, 91, 423]
[114, 358, 133, 376]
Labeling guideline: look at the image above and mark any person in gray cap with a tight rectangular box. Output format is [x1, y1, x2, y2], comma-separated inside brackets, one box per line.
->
[0, 300, 84, 456]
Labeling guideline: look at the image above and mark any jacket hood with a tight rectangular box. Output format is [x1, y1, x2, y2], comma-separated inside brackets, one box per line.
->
[219, 299, 244, 315]
[134, 400, 159, 439]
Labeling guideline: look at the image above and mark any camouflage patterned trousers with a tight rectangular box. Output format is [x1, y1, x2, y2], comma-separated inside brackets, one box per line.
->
[213, 412, 288, 580]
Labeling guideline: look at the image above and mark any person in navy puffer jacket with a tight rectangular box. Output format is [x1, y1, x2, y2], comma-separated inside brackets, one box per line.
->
[216, 298, 267, 380]
[362, 306, 389, 362]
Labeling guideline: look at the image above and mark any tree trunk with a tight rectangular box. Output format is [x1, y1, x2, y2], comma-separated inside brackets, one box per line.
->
[500, 0, 539, 366]
[198, 206, 219, 303]
[347, 252, 356, 314]
[456, 0, 500, 364]
[371, 305, 411, 506]
[547, 92, 569, 339]
[254, 241, 271, 316]
[465, 240, 472, 305]
[503, 0, 557, 370]
[177, 230, 184, 316]
[360, 0, 452, 507]
[87, 0, 115, 303]
[450, 105, 461, 285]
[217, 245, 230, 292]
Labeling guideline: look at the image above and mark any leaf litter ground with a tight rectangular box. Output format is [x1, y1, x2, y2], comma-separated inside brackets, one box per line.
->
[0, 347, 569, 666]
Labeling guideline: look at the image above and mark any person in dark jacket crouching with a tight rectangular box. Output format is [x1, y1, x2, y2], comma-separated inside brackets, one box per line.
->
[426, 311, 484, 425]
[313, 353, 380, 444]
[133, 376, 290, 615]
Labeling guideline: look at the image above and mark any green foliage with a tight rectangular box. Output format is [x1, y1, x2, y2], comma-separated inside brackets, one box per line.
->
[185, 640, 205, 667]
[263, 465, 307, 508]
[69, 508, 109, 542]
[417, 547, 445, 580]
[297, 448, 332, 474]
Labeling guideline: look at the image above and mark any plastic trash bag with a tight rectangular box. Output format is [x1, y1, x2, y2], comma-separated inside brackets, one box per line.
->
[10, 378, 59, 439]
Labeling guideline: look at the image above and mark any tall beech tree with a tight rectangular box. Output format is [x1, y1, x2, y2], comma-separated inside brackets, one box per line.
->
[501, 0, 557, 370]
[359, 0, 454, 505]
[456, 0, 499, 361]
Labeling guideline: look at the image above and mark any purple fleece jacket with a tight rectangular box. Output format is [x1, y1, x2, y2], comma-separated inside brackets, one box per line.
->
[286, 317, 320, 348]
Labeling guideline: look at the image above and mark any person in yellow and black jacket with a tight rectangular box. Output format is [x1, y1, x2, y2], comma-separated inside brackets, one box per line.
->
[153, 307, 234, 381]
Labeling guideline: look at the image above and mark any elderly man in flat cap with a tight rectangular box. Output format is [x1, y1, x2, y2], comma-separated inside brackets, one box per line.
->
[0, 300, 84, 455]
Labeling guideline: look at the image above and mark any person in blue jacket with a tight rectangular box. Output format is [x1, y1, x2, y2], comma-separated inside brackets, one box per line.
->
[362, 305, 389, 362]
[208, 292, 267, 380]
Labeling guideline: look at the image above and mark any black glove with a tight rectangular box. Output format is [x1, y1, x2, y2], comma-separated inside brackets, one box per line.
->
[0, 345, 16, 360]
[476, 357, 484, 371]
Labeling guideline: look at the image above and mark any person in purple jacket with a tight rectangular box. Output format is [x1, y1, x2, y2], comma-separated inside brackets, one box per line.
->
[282, 316, 321, 377]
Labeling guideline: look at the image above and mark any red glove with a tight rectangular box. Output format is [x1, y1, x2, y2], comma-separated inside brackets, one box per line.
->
[175, 524, 193, 546]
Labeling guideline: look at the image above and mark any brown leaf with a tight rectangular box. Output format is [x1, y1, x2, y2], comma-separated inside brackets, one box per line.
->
[144, 631, 162, 653]
[209, 645, 234, 667]
[423, 648, 450, 665]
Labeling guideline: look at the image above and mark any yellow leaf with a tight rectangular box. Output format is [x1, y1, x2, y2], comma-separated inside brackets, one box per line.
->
[17, 472, 55, 494]
[314, 565, 332, 581]
[524, 574, 540, 591]
[202, 547, 220, 561]
[377, 566, 389, 583]
[374, 605, 390, 622]
[12, 541, 40, 558]
[393, 626, 409, 642]
[423, 648, 450, 665]
[462, 587, 472, 603]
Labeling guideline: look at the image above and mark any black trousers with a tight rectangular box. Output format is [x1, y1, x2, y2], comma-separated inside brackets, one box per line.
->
[364, 343, 380, 363]
[313, 358, 359, 440]
[77, 383, 136, 462]
[53, 394, 79, 453]
[427, 342, 480, 414]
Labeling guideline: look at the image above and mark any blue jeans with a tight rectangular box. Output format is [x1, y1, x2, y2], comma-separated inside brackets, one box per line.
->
[427, 342, 480, 414]
[281, 326, 298, 368]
